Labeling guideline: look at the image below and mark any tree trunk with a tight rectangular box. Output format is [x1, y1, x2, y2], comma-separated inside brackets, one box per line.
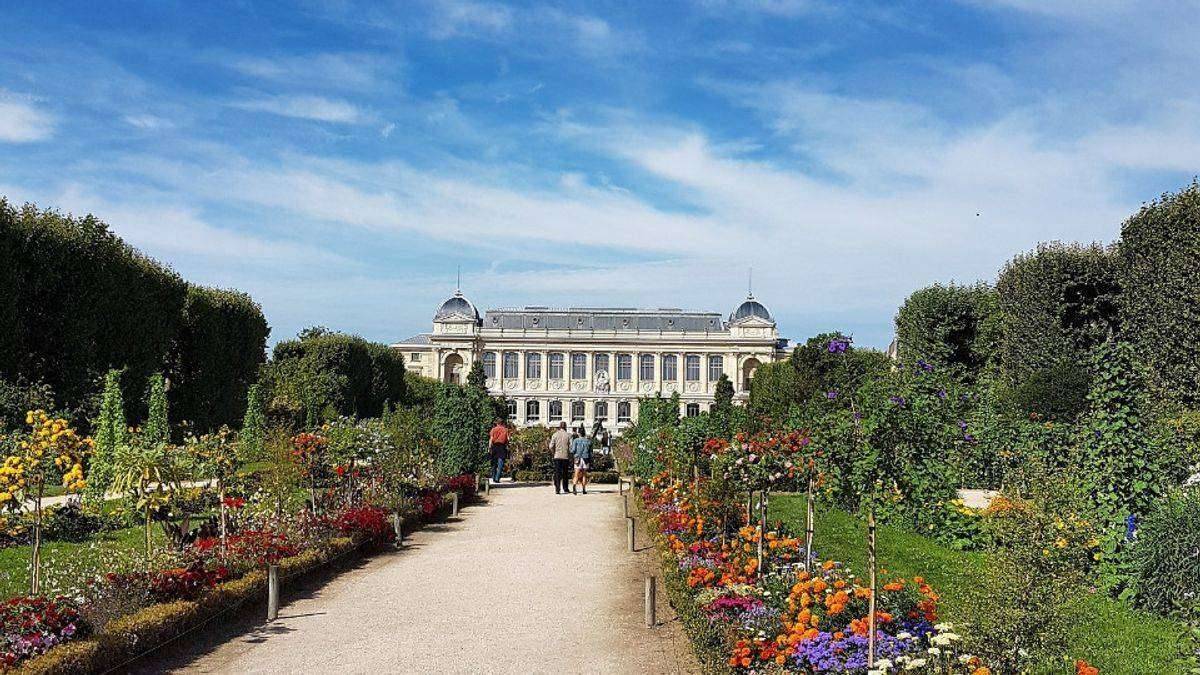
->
[30, 484, 43, 595]
[867, 504, 878, 668]
[805, 476, 815, 572]
[757, 490, 768, 577]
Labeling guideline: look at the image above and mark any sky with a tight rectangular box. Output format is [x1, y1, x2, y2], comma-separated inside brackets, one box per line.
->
[1, 1, 1197, 349]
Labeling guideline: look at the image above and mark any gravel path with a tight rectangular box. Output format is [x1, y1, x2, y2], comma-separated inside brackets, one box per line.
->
[158, 482, 699, 675]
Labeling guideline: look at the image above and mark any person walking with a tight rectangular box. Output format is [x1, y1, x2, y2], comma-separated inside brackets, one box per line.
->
[488, 418, 510, 484]
[548, 421, 572, 495]
[570, 429, 592, 495]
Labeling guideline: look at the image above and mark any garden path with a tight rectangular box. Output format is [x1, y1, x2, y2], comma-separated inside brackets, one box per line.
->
[158, 482, 699, 674]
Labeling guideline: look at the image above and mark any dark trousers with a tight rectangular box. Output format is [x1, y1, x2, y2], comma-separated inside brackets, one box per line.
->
[490, 444, 508, 482]
[553, 458, 572, 493]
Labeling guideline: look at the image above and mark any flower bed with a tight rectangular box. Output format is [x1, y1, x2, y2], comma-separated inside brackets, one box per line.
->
[638, 473, 992, 674]
[7, 485, 471, 674]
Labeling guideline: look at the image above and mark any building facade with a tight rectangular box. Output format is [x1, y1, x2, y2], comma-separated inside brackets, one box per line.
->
[393, 290, 788, 431]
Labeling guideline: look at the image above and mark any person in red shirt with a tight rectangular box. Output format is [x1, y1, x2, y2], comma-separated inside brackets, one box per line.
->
[488, 418, 510, 483]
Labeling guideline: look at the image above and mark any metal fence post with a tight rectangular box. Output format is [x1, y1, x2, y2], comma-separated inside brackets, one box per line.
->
[267, 564, 279, 621]
[645, 576, 656, 627]
[627, 516, 635, 552]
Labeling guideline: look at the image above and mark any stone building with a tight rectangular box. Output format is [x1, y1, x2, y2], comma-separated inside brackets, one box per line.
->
[393, 289, 788, 430]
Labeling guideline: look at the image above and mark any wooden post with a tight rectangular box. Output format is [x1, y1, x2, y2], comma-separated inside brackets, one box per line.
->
[451, 491, 459, 516]
[627, 517, 636, 552]
[623, 492, 629, 518]
[484, 477, 490, 496]
[393, 511, 403, 548]
[644, 576, 657, 627]
[267, 564, 280, 622]
[867, 506, 877, 668]
[619, 478, 625, 495]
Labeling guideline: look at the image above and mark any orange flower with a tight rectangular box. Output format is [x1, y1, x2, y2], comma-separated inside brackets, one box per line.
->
[1075, 660, 1099, 675]
[972, 669, 991, 675]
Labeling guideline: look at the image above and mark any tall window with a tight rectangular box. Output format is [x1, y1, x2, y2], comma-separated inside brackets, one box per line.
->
[685, 354, 700, 381]
[526, 352, 542, 379]
[571, 353, 587, 379]
[686, 403, 700, 417]
[571, 400, 585, 422]
[549, 400, 563, 422]
[708, 355, 723, 382]
[506, 399, 517, 420]
[410, 352, 422, 362]
[593, 353, 609, 376]
[525, 400, 540, 422]
[549, 353, 565, 379]
[482, 352, 496, 379]
[617, 401, 631, 422]
[639, 354, 655, 380]
[503, 351, 519, 378]
[617, 354, 632, 381]
[662, 355, 678, 381]
[595, 401, 608, 421]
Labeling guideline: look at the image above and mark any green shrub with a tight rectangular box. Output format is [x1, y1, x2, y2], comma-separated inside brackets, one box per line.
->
[1118, 181, 1200, 405]
[1130, 488, 1200, 618]
[895, 282, 998, 380]
[999, 359, 1091, 421]
[996, 241, 1121, 384]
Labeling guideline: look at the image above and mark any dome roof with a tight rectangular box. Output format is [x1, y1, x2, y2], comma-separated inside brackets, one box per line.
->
[729, 295, 773, 324]
[434, 290, 480, 323]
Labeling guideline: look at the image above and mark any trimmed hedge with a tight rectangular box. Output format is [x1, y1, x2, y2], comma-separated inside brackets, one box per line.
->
[1118, 181, 1200, 405]
[171, 286, 269, 431]
[0, 199, 268, 432]
[894, 282, 997, 379]
[995, 241, 1120, 383]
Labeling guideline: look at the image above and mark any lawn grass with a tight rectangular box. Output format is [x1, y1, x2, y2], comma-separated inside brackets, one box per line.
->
[770, 495, 1188, 675]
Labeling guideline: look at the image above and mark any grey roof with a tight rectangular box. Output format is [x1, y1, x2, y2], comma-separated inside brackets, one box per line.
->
[396, 333, 432, 346]
[434, 292, 481, 323]
[729, 296, 773, 323]
[483, 306, 727, 332]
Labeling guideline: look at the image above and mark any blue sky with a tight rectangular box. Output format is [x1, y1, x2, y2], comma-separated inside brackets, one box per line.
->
[1, 1, 1197, 348]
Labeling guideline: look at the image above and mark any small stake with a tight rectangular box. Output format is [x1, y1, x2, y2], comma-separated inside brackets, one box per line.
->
[623, 492, 629, 518]
[484, 478, 490, 496]
[619, 478, 625, 495]
[393, 511, 403, 548]
[452, 492, 459, 516]
[644, 576, 657, 627]
[627, 517, 636, 552]
[267, 564, 279, 622]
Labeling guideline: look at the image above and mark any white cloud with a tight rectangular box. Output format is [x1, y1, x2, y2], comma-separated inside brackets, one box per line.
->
[427, 0, 513, 39]
[692, 0, 825, 17]
[0, 99, 54, 142]
[123, 114, 173, 130]
[219, 52, 392, 91]
[229, 95, 365, 123]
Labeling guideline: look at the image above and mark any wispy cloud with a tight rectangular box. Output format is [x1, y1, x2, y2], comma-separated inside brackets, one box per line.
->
[0, 97, 54, 142]
[229, 94, 366, 123]
[426, 0, 513, 39]
[216, 52, 396, 91]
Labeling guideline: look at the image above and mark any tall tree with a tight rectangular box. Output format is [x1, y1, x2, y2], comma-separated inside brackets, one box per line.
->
[144, 372, 169, 446]
[240, 384, 265, 459]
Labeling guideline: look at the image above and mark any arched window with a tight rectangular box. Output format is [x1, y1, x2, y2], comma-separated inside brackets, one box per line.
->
[708, 355, 723, 381]
[526, 352, 542, 379]
[686, 403, 700, 417]
[525, 400, 540, 422]
[506, 398, 517, 420]
[549, 352, 565, 379]
[662, 355, 678, 381]
[742, 358, 761, 392]
[571, 353, 587, 379]
[639, 354, 655, 381]
[549, 400, 563, 422]
[685, 354, 701, 381]
[617, 401, 631, 422]
[570, 400, 585, 422]
[482, 352, 496, 379]
[593, 353, 609, 375]
[503, 351, 519, 378]
[594, 401, 608, 421]
[616, 354, 632, 380]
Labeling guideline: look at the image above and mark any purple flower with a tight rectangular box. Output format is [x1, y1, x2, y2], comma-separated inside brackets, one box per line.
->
[957, 420, 968, 430]
[826, 390, 839, 400]
[916, 359, 935, 372]
[827, 337, 850, 354]
[963, 433, 976, 443]
[889, 395, 907, 407]
[936, 389, 947, 400]
[1125, 513, 1138, 541]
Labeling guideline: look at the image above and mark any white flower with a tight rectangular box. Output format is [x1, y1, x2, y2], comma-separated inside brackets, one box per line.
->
[875, 659, 893, 669]
[927, 647, 941, 656]
[868, 670, 885, 675]
[959, 655, 974, 664]
[933, 622, 952, 631]
[897, 632, 913, 640]
[904, 659, 927, 670]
